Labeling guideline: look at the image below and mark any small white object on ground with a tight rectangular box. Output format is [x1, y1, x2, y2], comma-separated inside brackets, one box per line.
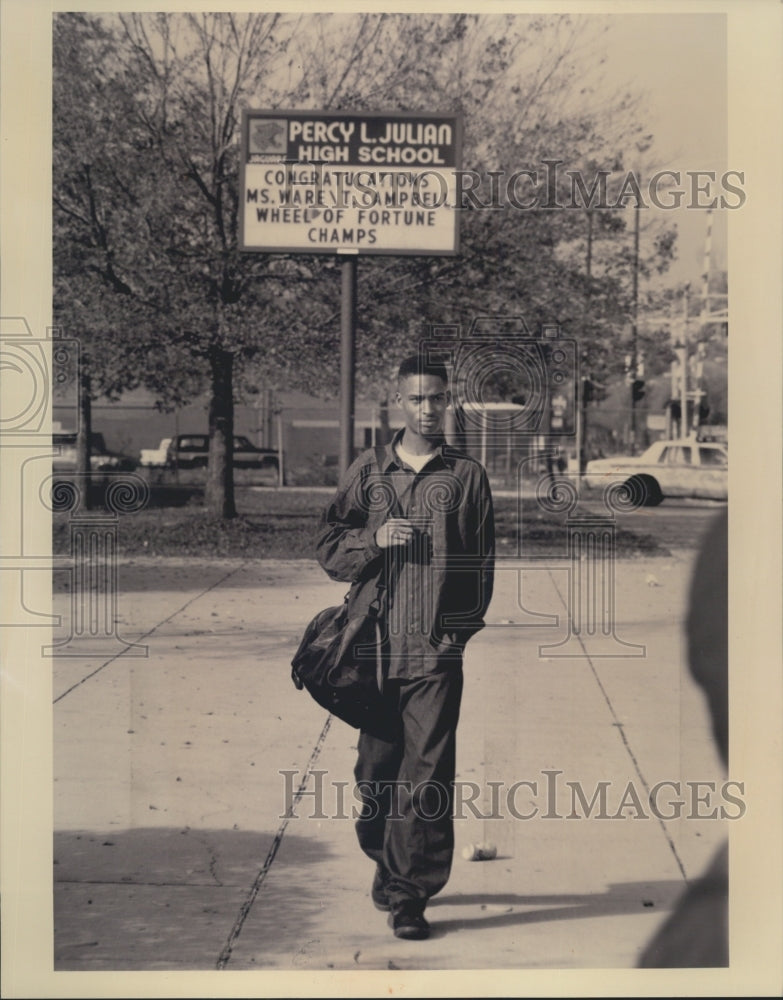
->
[462, 842, 498, 861]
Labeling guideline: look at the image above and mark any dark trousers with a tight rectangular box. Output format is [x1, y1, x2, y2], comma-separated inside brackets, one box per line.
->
[353, 667, 464, 907]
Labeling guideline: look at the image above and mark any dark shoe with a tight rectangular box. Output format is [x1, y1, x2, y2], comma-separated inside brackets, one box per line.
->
[388, 900, 430, 940]
[371, 865, 391, 911]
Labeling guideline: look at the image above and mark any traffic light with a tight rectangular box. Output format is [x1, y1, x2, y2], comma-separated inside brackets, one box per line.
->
[632, 379, 646, 402]
[580, 377, 607, 404]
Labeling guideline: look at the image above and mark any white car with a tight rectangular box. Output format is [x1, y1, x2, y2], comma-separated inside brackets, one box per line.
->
[584, 439, 727, 505]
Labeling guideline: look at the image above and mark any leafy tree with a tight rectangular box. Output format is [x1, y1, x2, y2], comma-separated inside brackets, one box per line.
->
[53, 13, 158, 501]
[54, 12, 297, 516]
[266, 13, 676, 392]
[53, 11, 674, 510]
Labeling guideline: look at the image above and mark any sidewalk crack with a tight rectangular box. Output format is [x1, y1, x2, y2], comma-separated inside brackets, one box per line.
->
[547, 566, 689, 883]
[53, 563, 249, 704]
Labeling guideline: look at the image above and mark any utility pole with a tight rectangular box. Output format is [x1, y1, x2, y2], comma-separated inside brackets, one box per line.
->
[628, 137, 651, 454]
[699, 208, 713, 328]
[680, 283, 690, 439]
[692, 208, 714, 437]
[629, 199, 640, 454]
[576, 208, 593, 484]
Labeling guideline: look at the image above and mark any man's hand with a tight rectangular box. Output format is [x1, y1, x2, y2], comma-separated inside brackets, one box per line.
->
[375, 518, 416, 549]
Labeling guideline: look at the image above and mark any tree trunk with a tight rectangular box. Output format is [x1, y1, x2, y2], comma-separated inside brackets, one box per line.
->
[76, 370, 92, 510]
[205, 347, 236, 519]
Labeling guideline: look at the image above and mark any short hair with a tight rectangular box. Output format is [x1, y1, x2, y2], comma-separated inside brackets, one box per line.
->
[397, 355, 449, 385]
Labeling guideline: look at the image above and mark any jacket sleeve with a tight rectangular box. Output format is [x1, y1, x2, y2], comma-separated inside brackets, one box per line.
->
[442, 462, 495, 643]
[467, 468, 495, 634]
[315, 459, 384, 584]
[471, 465, 496, 623]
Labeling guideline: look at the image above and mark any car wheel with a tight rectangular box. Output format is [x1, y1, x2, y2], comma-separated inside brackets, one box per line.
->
[626, 475, 663, 507]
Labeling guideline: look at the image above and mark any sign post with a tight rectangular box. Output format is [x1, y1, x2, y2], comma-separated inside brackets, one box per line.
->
[340, 254, 357, 477]
[240, 109, 462, 477]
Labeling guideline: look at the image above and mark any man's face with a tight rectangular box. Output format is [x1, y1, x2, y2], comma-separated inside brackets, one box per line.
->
[396, 374, 450, 440]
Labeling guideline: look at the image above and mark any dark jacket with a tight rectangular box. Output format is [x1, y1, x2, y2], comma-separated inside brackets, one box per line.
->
[315, 432, 495, 677]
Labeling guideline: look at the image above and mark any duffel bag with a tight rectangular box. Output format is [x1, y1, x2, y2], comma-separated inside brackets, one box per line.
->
[291, 601, 394, 737]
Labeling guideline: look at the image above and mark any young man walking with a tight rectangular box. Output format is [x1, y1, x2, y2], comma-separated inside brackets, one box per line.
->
[316, 355, 495, 940]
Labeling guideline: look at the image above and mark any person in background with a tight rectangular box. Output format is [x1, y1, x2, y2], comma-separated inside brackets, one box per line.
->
[638, 508, 728, 967]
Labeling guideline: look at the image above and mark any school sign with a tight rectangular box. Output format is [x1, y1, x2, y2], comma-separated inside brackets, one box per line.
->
[240, 110, 462, 255]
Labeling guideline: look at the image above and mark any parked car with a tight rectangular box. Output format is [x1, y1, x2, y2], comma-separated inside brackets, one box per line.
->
[165, 434, 279, 471]
[53, 432, 138, 474]
[139, 437, 172, 467]
[584, 439, 727, 505]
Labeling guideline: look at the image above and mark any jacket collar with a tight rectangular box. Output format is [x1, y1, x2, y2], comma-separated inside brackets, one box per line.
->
[379, 428, 452, 472]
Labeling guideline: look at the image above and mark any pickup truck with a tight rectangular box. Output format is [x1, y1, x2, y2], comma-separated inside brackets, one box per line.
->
[161, 434, 279, 471]
[139, 438, 172, 467]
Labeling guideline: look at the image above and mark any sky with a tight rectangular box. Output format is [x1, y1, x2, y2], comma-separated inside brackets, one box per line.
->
[597, 12, 728, 287]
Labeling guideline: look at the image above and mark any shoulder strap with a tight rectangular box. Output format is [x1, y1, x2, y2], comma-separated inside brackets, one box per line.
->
[368, 442, 401, 615]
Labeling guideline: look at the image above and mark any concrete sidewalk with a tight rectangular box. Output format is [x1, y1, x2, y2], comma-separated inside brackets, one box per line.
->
[52, 550, 726, 973]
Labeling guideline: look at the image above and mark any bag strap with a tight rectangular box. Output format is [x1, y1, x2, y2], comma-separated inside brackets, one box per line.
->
[368, 443, 402, 618]
[370, 443, 404, 694]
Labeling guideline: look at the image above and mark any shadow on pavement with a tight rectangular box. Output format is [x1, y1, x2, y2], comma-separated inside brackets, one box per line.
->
[54, 826, 332, 971]
[428, 880, 685, 935]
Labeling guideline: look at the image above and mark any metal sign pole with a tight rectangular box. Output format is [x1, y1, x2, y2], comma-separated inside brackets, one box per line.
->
[339, 254, 358, 479]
